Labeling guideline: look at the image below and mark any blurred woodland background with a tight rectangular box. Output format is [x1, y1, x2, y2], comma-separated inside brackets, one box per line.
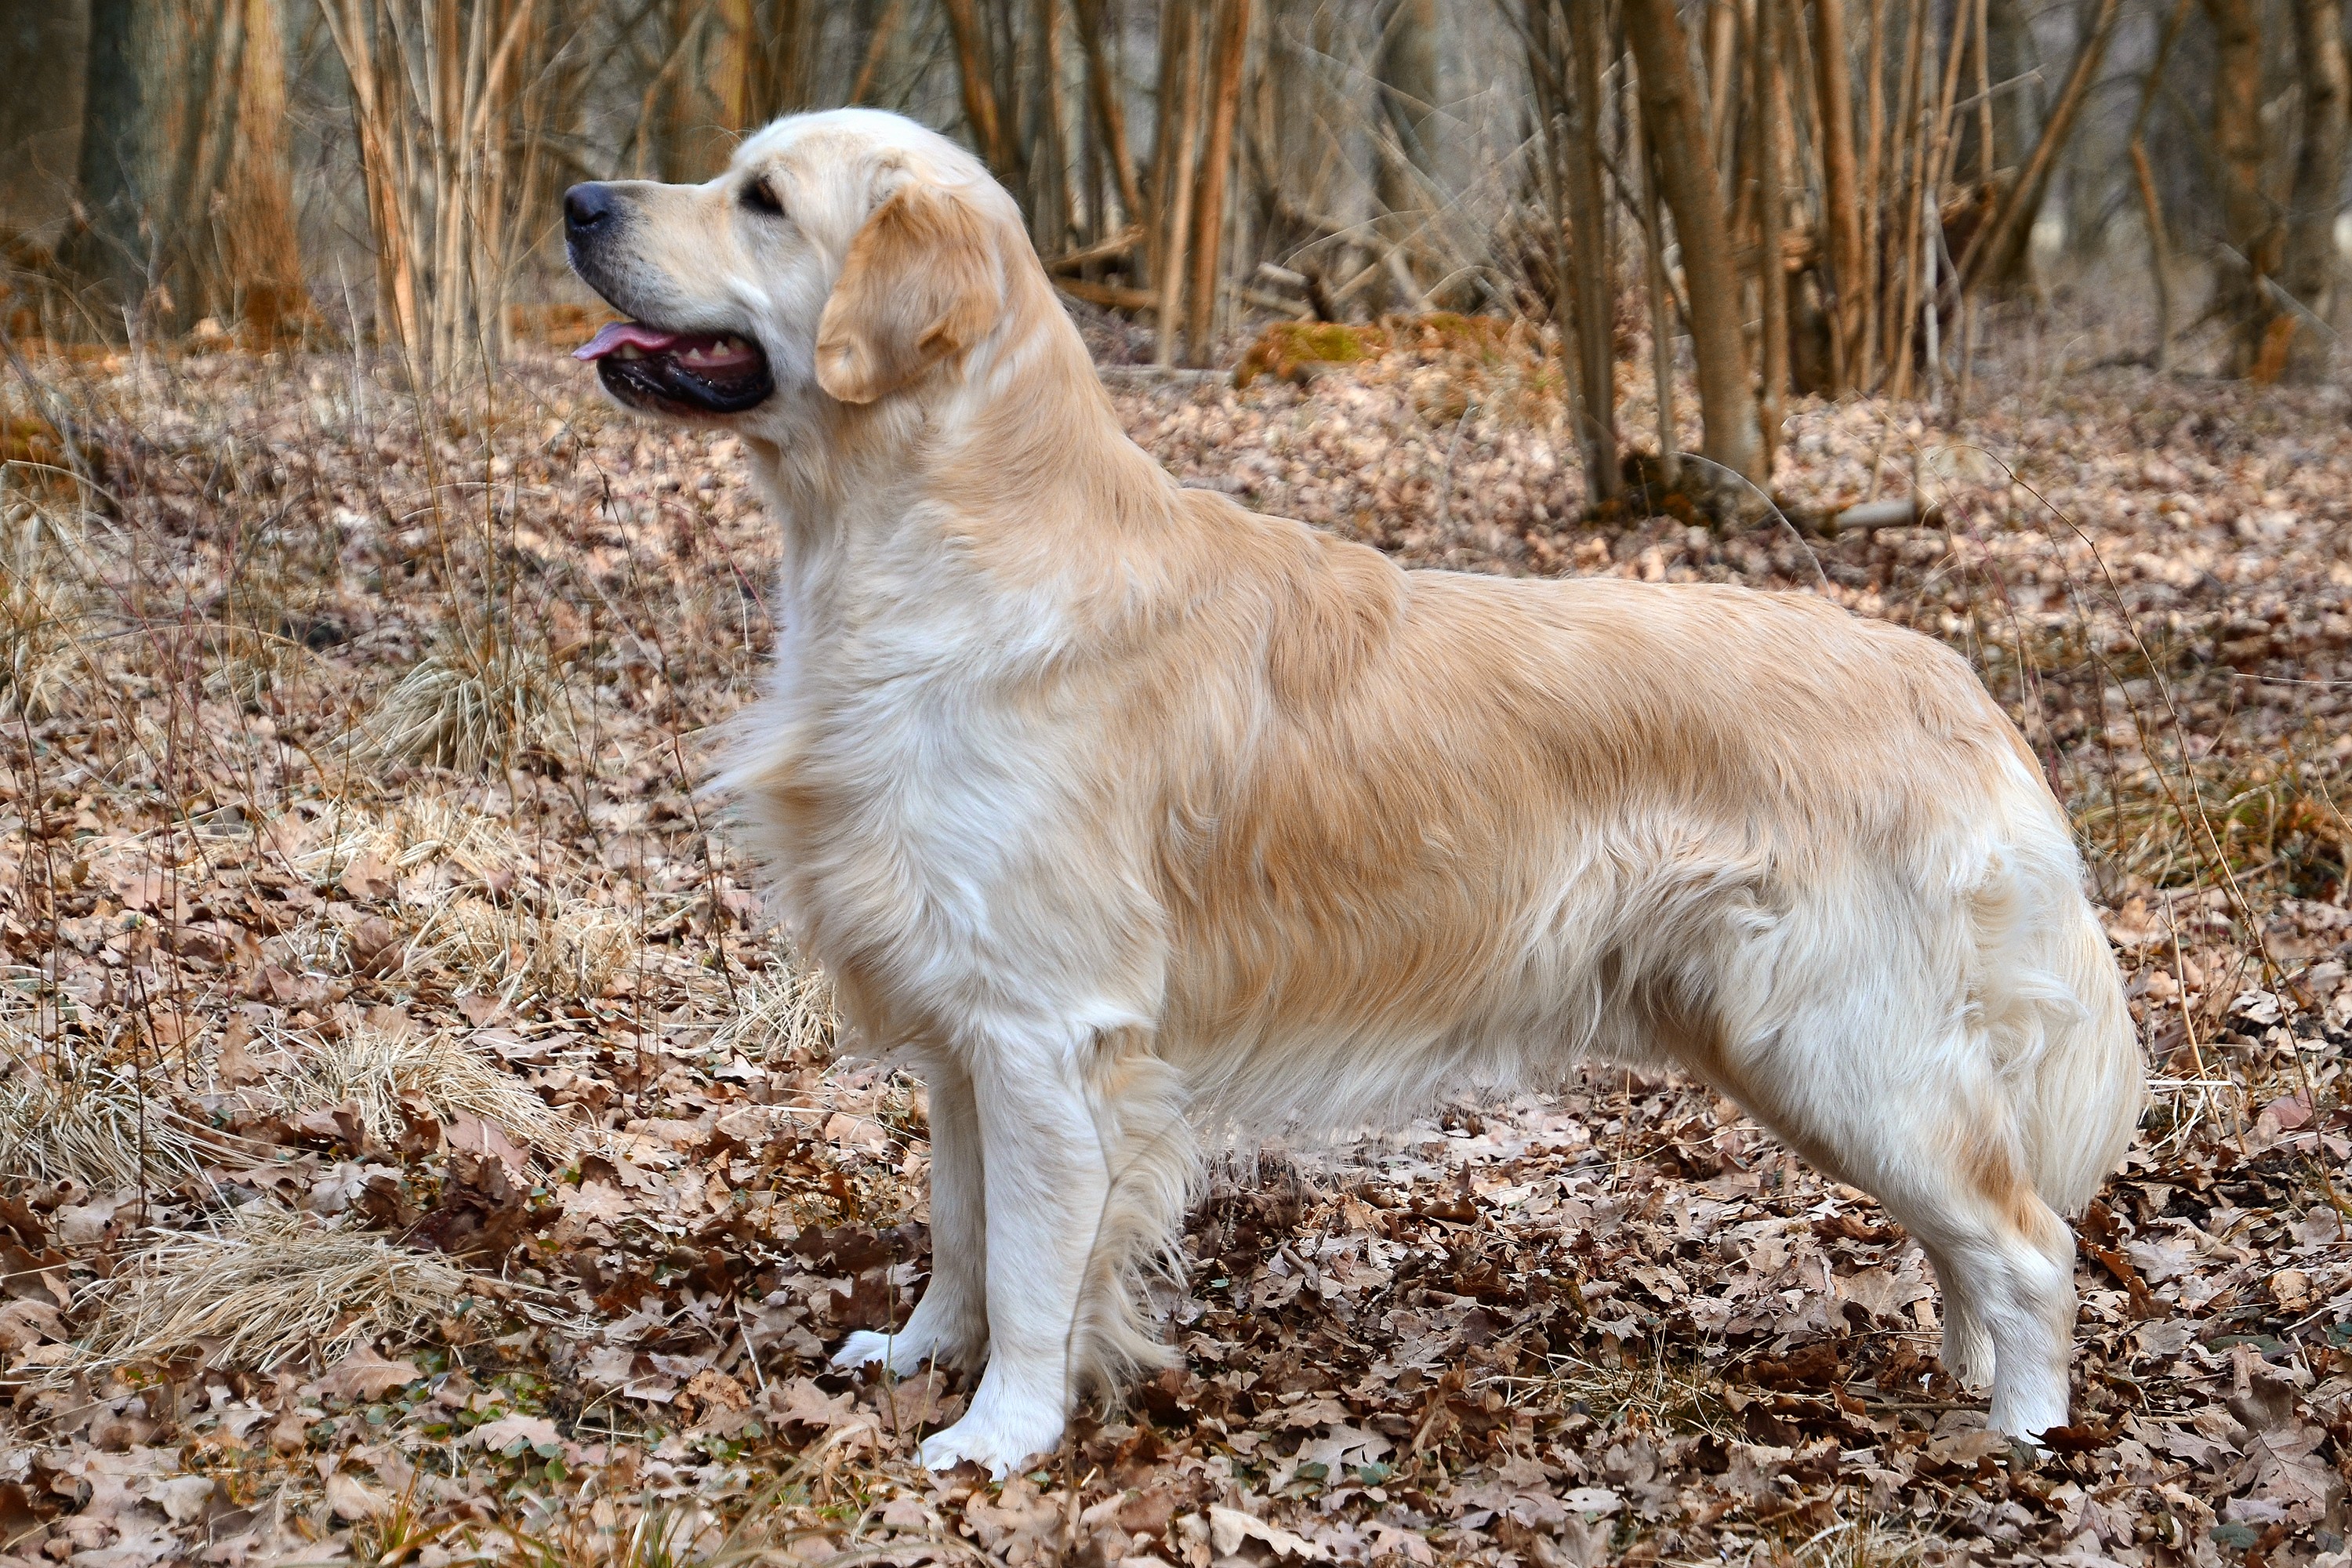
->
[1, 0, 2347, 488]
[6, 6, 2352, 1565]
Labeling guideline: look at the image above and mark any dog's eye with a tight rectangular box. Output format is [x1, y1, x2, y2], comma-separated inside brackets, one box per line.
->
[740, 178, 784, 217]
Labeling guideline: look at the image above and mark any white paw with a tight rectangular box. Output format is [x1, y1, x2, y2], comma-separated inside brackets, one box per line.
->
[829, 1330, 900, 1372]
[829, 1324, 982, 1376]
[916, 1406, 1065, 1478]
[1988, 1392, 2070, 1446]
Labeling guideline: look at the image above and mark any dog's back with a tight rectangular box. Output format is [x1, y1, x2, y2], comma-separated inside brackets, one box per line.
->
[1132, 517, 2138, 1437]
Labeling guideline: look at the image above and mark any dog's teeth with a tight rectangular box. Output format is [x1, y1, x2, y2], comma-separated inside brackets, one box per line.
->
[615, 343, 643, 360]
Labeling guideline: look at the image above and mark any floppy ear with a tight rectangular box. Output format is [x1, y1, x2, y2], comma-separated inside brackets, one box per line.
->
[815, 180, 1004, 405]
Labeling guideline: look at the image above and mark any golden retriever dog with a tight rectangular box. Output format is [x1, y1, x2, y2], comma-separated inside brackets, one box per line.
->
[564, 108, 2143, 1475]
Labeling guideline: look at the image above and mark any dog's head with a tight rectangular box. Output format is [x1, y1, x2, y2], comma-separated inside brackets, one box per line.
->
[564, 110, 1022, 429]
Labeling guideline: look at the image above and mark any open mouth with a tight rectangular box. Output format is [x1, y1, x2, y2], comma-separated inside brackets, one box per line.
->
[574, 321, 774, 416]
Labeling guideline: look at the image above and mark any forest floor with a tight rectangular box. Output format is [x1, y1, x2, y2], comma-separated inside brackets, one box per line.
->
[0, 314, 2350, 1568]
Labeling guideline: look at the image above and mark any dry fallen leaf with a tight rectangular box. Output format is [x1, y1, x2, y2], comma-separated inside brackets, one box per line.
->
[307, 1344, 421, 1403]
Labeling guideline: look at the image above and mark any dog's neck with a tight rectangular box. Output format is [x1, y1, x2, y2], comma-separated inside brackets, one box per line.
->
[744, 278, 1194, 642]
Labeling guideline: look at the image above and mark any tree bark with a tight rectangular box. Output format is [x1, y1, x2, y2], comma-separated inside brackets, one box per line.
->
[1185, 0, 1249, 359]
[2130, 0, 2195, 373]
[2197, 0, 2279, 374]
[1373, 0, 1439, 305]
[1810, 0, 1863, 392]
[942, 0, 1016, 176]
[1636, 93, 1679, 490]
[1624, 0, 1762, 493]
[1562, 0, 1616, 499]
[67, 0, 302, 336]
[68, 0, 162, 321]
[655, 1, 740, 181]
[2282, 0, 2350, 381]
[0, 0, 88, 242]
[1072, 0, 1145, 227]
[1757, 0, 1788, 474]
[215, 0, 305, 339]
[1153, 1, 1203, 365]
[1980, 0, 2039, 182]
[1958, 0, 2122, 298]
[1025, 0, 1073, 255]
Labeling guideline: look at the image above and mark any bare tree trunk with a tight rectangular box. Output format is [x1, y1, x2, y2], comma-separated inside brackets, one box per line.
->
[325, 0, 557, 387]
[1859, 0, 1886, 384]
[1632, 70, 1679, 490]
[1812, 0, 1863, 392]
[942, 0, 1016, 176]
[1705, 1, 1737, 187]
[655, 0, 742, 181]
[2282, 0, 2349, 380]
[2197, 0, 2280, 374]
[68, 0, 151, 319]
[1025, 0, 1073, 254]
[1957, 0, 2119, 296]
[2130, 0, 2194, 372]
[1757, 0, 1788, 474]
[1563, 0, 1616, 499]
[1073, 0, 1144, 227]
[741, 0, 821, 122]
[67, 0, 303, 338]
[1153, 1, 1203, 365]
[219, 0, 306, 339]
[1185, 0, 1249, 359]
[849, 0, 906, 104]
[0, 0, 87, 242]
[1624, 0, 1762, 493]
[1374, 0, 1439, 306]
[1982, 0, 2038, 182]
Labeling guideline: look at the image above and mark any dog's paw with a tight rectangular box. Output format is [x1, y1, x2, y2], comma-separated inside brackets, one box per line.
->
[917, 1406, 1064, 1479]
[830, 1330, 920, 1374]
[830, 1326, 979, 1376]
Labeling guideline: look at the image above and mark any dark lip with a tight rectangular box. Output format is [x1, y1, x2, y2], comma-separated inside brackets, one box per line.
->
[566, 238, 775, 416]
[594, 346, 775, 417]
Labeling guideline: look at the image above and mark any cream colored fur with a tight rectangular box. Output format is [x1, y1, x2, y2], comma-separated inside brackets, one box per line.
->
[565, 108, 2145, 1475]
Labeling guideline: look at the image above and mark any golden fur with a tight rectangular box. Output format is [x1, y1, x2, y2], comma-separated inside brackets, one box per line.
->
[564, 109, 2144, 1475]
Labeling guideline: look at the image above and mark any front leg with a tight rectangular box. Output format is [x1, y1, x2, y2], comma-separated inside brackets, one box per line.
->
[833, 1051, 990, 1374]
[917, 1036, 1109, 1477]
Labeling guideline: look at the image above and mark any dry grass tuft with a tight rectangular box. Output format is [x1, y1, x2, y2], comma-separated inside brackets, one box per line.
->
[268, 1017, 594, 1159]
[417, 897, 637, 1004]
[318, 797, 523, 883]
[70, 1205, 474, 1374]
[1511, 1343, 1739, 1444]
[0, 1042, 257, 1193]
[502, 1500, 731, 1568]
[0, 502, 96, 720]
[710, 942, 837, 1067]
[1780, 1512, 1945, 1568]
[346, 620, 569, 774]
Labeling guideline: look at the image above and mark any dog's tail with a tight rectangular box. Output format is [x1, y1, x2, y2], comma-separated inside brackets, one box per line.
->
[1974, 840, 2144, 1216]
[2027, 903, 2143, 1213]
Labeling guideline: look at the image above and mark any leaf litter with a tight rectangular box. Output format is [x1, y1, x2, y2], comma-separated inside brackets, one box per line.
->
[0, 321, 2347, 1568]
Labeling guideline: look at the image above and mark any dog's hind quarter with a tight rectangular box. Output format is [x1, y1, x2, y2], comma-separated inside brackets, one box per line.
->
[1140, 546, 2104, 1134]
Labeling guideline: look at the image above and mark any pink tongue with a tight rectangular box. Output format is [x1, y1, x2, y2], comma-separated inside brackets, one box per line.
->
[575, 321, 684, 361]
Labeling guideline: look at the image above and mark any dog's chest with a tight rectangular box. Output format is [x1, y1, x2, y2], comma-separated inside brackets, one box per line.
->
[757, 621, 1091, 995]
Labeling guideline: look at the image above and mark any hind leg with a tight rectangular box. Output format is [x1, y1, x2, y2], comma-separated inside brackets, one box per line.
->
[1902, 1179, 2074, 1439]
[1711, 1038, 2077, 1440]
[1915, 1240, 1994, 1391]
[833, 1050, 991, 1374]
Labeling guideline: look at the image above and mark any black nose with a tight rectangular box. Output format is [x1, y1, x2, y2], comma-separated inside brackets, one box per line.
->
[564, 183, 618, 235]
